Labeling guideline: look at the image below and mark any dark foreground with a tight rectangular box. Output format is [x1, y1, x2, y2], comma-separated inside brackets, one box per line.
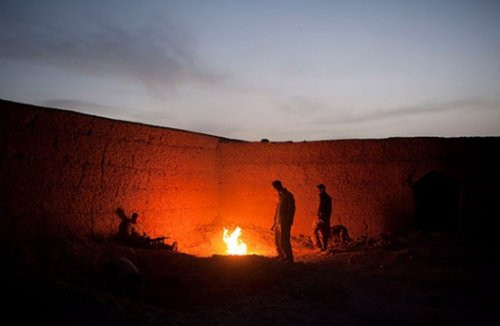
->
[2, 233, 498, 325]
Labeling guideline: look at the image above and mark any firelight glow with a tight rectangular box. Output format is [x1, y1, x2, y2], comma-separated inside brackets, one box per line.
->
[223, 227, 247, 255]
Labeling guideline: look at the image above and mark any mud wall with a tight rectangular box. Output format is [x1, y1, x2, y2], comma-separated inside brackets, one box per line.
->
[2, 99, 499, 250]
[0, 100, 222, 243]
[218, 138, 500, 240]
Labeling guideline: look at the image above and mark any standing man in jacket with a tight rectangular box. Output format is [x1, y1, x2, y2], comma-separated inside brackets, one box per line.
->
[314, 184, 332, 251]
[271, 180, 295, 263]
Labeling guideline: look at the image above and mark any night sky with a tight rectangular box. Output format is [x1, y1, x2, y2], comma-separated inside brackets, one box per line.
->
[1, 0, 500, 141]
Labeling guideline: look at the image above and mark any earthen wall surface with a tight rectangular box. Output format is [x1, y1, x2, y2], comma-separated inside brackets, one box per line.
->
[2, 100, 499, 253]
[0, 100, 222, 245]
[218, 139, 500, 240]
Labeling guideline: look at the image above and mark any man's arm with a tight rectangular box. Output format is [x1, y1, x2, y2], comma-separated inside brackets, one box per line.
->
[130, 225, 140, 237]
[152, 236, 169, 241]
[317, 194, 323, 218]
[271, 202, 279, 230]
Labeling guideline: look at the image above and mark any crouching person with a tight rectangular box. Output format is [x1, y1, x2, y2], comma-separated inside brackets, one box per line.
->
[117, 211, 178, 251]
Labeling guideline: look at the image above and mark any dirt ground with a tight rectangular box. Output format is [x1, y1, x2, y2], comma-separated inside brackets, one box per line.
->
[2, 232, 499, 325]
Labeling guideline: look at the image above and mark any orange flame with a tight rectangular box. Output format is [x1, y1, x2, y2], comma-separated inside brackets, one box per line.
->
[223, 226, 247, 255]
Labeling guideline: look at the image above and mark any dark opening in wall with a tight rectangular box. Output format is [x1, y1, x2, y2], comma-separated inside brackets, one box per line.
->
[412, 171, 460, 232]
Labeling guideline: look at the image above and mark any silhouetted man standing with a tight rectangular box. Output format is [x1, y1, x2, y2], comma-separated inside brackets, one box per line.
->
[314, 184, 332, 251]
[271, 180, 295, 263]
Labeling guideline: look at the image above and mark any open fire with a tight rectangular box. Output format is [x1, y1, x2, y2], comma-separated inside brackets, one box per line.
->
[222, 226, 247, 255]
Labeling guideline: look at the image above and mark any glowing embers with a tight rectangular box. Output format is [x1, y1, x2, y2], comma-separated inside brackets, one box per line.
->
[223, 226, 247, 255]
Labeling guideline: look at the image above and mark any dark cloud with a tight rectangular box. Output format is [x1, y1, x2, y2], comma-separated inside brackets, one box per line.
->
[40, 97, 175, 128]
[318, 97, 500, 125]
[0, 1, 217, 91]
[272, 96, 500, 131]
[254, 96, 500, 141]
[359, 97, 499, 122]
[40, 98, 136, 120]
[41, 98, 113, 111]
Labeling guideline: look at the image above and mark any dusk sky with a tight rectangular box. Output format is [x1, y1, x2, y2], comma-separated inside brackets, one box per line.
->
[1, 0, 500, 141]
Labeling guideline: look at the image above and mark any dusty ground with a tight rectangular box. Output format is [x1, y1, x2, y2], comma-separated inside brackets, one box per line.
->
[2, 232, 498, 325]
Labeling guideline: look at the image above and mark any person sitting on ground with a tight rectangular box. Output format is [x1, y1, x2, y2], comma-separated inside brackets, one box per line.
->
[117, 211, 178, 251]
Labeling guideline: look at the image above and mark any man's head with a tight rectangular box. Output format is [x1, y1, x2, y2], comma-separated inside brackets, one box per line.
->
[317, 184, 326, 193]
[272, 180, 284, 191]
[131, 213, 139, 224]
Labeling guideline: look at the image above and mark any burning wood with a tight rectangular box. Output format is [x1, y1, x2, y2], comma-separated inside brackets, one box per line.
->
[223, 227, 247, 255]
